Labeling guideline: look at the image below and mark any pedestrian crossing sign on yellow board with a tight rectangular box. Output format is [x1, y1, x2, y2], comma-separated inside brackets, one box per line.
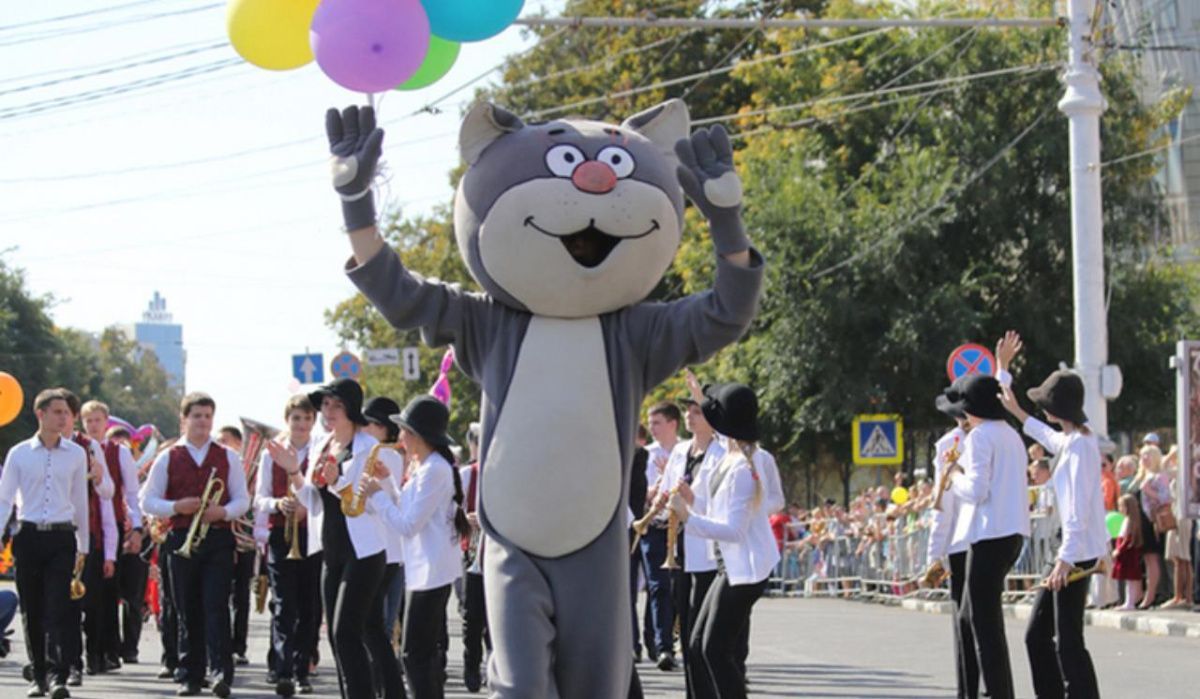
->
[852, 414, 904, 466]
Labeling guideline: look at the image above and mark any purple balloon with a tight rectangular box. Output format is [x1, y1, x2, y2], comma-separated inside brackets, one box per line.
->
[311, 0, 430, 93]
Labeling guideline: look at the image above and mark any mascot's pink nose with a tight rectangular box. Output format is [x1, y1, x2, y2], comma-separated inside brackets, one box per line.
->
[571, 161, 617, 194]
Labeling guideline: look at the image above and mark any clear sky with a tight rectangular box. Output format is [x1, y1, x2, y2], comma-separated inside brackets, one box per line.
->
[1, 1, 563, 430]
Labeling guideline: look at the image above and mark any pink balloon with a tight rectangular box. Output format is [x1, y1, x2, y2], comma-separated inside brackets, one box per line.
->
[311, 0, 430, 93]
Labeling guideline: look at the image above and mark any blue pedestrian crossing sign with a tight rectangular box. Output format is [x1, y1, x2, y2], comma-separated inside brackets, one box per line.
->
[292, 353, 324, 385]
[852, 414, 904, 466]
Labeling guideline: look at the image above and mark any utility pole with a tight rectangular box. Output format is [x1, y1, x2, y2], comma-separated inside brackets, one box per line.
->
[1058, 0, 1114, 435]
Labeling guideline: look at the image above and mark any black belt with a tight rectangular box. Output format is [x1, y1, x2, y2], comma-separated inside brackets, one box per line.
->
[19, 521, 76, 532]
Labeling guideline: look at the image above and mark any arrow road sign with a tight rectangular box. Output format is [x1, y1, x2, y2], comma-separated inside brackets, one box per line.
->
[292, 354, 324, 385]
[402, 347, 420, 381]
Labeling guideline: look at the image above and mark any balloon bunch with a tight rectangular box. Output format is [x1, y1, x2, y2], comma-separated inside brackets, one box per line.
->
[227, 0, 525, 93]
[107, 416, 161, 470]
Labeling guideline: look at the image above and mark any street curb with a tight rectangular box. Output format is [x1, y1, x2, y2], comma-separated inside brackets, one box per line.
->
[895, 597, 1200, 639]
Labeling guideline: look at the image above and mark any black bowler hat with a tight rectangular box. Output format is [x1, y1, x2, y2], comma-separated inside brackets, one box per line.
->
[390, 395, 455, 447]
[308, 378, 368, 426]
[363, 397, 401, 427]
[701, 383, 759, 442]
[1027, 370, 1088, 425]
[935, 377, 968, 420]
[958, 374, 1007, 421]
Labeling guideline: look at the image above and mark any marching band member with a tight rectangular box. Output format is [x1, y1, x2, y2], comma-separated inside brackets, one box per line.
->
[81, 400, 147, 668]
[998, 357, 1106, 698]
[642, 401, 682, 671]
[458, 423, 488, 694]
[268, 378, 390, 699]
[0, 388, 91, 699]
[216, 426, 255, 670]
[256, 396, 322, 697]
[62, 392, 117, 687]
[360, 397, 408, 699]
[668, 383, 779, 699]
[362, 395, 468, 699]
[943, 371, 1030, 699]
[141, 392, 250, 698]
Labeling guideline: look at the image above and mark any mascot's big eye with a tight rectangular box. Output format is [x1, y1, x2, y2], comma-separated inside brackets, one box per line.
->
[596, 146, 635, 178]
[545, 144, 586, 177]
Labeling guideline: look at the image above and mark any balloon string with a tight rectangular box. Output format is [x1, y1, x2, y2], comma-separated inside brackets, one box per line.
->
[364, 91, 393, 224]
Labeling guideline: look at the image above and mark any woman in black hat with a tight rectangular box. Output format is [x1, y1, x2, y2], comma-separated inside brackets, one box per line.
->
[363, 395, 469, 699]
[942, 367, 1030, 699]
[666, 383, 779, 699]
[267, 379, 391, 699]
[998, 359, 1106, 699]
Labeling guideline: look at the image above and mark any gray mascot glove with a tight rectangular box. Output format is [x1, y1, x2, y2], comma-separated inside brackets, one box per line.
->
[326, 105, 385, 232]
[674, 125, 749, 256]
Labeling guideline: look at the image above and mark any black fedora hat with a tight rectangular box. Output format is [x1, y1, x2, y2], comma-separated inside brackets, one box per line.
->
[1027, 370, 1088, 425]
[935, 377, 968, 420]
[363, 397, 401, 427]
[390, 395, 455, 447]
[959, 374, 1007, 421]
[701, 382, 759, 442]
[308, 378, 368, 426]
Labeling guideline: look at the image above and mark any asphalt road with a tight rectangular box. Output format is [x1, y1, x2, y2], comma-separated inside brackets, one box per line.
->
[0, 591, 1194, 698]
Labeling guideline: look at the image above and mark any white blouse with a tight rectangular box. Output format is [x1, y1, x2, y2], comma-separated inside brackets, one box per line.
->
[369, 450, 461, 591]
[294, 431, 388, 560]
[683, 452, 780, 586]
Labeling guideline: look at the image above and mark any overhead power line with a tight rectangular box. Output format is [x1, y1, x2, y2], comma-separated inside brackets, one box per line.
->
[0, 3, 221, 48]
[0, 41, 228, 97]
[0, 0, 169, 32]
[514, 16, 1063, 30]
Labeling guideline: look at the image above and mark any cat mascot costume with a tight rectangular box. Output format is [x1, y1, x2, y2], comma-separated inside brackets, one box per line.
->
[325, 98, 763, 698]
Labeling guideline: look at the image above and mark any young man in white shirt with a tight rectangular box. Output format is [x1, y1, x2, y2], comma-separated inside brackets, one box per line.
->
[642, 401, 682, 671]
[140, 393, 250, 698]
[0, 388, 90, 699]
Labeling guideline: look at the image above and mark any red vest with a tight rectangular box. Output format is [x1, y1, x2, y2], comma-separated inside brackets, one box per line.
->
[72, 433, 103, 544]
[461, 462, 479, 552]
[268, 453, 307, 529]
[102, 441, 129, 533]
[165, 444, 232, 530]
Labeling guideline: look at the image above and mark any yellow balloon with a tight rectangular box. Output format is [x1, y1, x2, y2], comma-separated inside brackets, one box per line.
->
[890, 486, 909, 506]
[0, 372, 24, 428]
[227, 0, 321, 71]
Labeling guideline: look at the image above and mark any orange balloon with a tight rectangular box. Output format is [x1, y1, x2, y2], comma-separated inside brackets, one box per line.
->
[0, 372, 24, 427]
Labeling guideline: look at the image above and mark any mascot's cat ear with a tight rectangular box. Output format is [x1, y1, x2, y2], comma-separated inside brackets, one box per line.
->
[460, 102, 525, 165]
[621, 99, 691, 159]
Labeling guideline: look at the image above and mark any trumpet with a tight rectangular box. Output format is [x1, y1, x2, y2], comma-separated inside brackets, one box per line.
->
[254, 573, 270, 614]
[933, 436, 961, 512]
[918, 559, 950, 588]
[69, 554, 86, 601]
[1031, 561, 1107, 592]
[285, 482, 303, 561]
[177, 470, 226, 559]
[662, 503, 681, 571]
[630, 484, 680, 555]
[339, 442, 395, 517]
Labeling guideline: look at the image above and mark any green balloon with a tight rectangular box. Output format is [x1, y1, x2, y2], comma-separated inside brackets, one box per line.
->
[396, 35, 460, 91]
[1106, 511, 1125, 539]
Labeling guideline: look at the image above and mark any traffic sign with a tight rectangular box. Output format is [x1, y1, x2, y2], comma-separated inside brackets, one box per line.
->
[330, 351, 363, 381]
[366, 348, 400, 366]
[946, 343, 995, 383]
[852, 414, 904, 466]
[402, 347, 421, 381]
[292, 354, 324, 385]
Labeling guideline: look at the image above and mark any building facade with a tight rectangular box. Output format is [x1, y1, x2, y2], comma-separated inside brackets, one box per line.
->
[134, 291, 185, 390]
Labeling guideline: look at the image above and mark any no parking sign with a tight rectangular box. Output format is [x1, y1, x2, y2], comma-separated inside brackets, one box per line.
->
[330, 351, 363, 381]
[946, 344, 995, 383]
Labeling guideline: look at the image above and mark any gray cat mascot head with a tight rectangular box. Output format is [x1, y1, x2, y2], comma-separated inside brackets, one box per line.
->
[453, 99, 691, 318]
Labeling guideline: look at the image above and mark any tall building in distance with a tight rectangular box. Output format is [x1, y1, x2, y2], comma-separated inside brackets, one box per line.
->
[135, 291, 186, 390]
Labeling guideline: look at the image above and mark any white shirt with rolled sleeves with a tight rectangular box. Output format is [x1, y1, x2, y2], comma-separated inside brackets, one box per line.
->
[949, 420, 1031, 549]
[100, 497, 118, 561]
[369, 450, 461, 591]
[1021, 417, 1109, 564]
[927, 426, 968, 565]
[253, 441, 311, 549]
[106, 442, 143, 529]
[661, 438, 725, 574]
[754, 448, 785, 515]
[683, 453, 780, 586]
[139, 438, 250, 523]
[645, 441, 674, 498]
[375, 447, 406, 566]
[0, 435, 91, 554]
[293, 431, 388, 560]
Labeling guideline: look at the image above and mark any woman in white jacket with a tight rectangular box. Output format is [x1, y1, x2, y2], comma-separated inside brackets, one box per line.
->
[669, 382, 779, 699]
[363, 395, 468, 699]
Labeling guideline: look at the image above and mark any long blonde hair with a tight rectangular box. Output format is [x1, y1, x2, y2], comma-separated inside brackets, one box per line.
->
[721, 439, 763, 511]
[1134, 444, 1163, 487]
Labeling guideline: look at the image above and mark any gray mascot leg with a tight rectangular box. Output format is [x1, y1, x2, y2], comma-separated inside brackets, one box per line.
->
[484, 513, 632, 699]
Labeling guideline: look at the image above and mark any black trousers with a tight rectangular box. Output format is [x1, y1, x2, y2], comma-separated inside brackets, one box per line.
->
[403, 584, 452, 699]
[168, 527, 235, 685]
[158, 535, 179, 673]
[960, 534, 1024, 699]
[230, 547, 255, 657]
[266, 527, 322, 681]
[461, 572, 489, 669]
[629, 539, 643, 656]
[368, 563, 405, 699]
[74, 543, 108, 671]
[682, 570, 717, 699]
[1026, 558, 1100, 699]
[118, 547, 149, 659]
[14, 527, 76, 686]
[689, 573, 765, 699]
[639, 527, 675, 655]
[949, 552, 981, 699]
[323, 550, 387, 699]
[100, 538, 122, 663]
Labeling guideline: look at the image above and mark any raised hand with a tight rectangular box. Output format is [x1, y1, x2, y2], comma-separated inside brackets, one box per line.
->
[674, 125, 749, 257]
[684, 368, 704, 404]
[996, 330, 1023, 371]
[325, 105, 385, 231]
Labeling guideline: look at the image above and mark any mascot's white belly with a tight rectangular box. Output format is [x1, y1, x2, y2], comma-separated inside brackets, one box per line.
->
[482, 316, 622, 558]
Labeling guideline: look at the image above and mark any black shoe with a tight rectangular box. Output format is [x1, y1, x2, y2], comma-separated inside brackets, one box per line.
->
[210, 676, 231, 698]
[122, 654, 139, 665]
[657, 653, 677, 672]
[644, 643, 659, 662]
[265, 670, 279, 685]
[177, 684, 202, 697]
[0, 637, 10, 658]
[66, 669, 82, 687]
[49, 685, 70, 699]
[235, 654, 249, 666]
[297, 678, 313, 695]
[23, 664, 35, 682]
[158, 666, 176, 680]
[26, 681, 48, 698]
[275, 678, 295, 697]
[105, 656, 122, 672]
[84, 663, 98, 677]
[464, 665, 482, 693]
[633, 646, 642, 663]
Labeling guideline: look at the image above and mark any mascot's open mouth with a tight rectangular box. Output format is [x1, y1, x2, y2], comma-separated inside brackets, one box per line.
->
[524, 216, 660, 269]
